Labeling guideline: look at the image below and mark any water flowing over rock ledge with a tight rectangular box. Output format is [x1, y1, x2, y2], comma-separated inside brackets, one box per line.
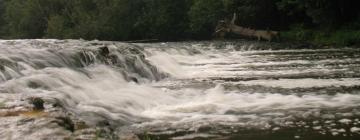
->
[0, 39, 360, 140]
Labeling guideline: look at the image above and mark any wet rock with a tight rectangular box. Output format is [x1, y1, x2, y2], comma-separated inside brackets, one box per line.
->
[108, 55, 119, 65]
[54, 116, 75, 132]
[30, 97, 45, 110]
[129, 77, 138, 83]
[99, 46, 110, 57]
[17, 118, 35, 125]
[49, 98, 64, 108]
[27, 81, 42, 89]
[52, 101, 63, 108]
[94, 127, 117, 139]
[128, 47, 143, 55]
[197, 125, 212, 132]
[90, 42, 103, 46]
[97, 120, 111, 127]
[74, 121, 90, 130]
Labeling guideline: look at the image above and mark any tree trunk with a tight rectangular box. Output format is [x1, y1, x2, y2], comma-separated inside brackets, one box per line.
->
[214, 13, 279, 42]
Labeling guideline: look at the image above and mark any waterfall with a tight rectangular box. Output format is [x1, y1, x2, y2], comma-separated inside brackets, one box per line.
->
[1, 39, 360, 140]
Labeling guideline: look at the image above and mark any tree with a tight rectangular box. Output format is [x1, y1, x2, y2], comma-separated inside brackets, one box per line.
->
[188, 0, 225, 39]
[61, 0, 112, 40]
[0, 0, 6, 37]
[100, 0, 145, 40]
[277, 0, 360, 28]
[136, 0, 191, 40]
[3, 0, 69, 38]
[223, 0, 284, 30]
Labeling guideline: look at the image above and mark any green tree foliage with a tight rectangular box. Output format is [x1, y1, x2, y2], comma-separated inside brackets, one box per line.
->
[277, 0, 360, 28]
[0, 0, 359, 44]
[46, 0, 114, 40]
[106, 0, 146, 40]
[137, 0, 191, 40]
[3, 0, 46, 38]
[188, 0, 225, 39]
[3, 0, 71, 38]
[223, 0, 283, 29]
[0, 0, 5, 36]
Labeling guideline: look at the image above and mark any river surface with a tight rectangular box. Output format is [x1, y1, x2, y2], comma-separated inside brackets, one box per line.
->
[0, 40, 360, 140]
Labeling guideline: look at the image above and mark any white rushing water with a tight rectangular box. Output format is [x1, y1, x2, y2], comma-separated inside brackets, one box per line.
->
[1, 40, 360, 139]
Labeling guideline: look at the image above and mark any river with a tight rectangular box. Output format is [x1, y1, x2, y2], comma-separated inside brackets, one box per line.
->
[0, 39, 360, 140]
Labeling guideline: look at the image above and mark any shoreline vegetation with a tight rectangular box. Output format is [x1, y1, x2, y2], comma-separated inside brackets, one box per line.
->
[0, 0, 359, 47]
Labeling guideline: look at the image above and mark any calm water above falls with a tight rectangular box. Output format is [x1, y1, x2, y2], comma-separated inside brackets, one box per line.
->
[0, 40, 360, 140]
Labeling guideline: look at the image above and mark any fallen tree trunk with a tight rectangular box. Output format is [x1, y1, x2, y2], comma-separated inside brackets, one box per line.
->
[214, 13, 279, 42]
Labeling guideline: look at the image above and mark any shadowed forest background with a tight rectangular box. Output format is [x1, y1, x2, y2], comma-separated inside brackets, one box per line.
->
[0, 0, 360, 46]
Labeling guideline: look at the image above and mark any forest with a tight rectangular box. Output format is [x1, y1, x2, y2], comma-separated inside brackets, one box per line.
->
[0, 0, 360, 46]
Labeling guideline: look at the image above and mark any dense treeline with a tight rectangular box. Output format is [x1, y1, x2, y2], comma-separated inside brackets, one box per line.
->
[0, 0, 359, 45]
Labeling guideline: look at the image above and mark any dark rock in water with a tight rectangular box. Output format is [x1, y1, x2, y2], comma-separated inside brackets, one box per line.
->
[97, 120, 111, 127]
[99, 46, 110, 57]
[52, 99, 63, 108]
[89, 42, 103, 46]
[94, 127, 117, 139]
[17, 118, 35, 125]
[197, 125, 212, 132]
[129, 77, 138, 83]
[128, 47, 142, 55]
[27, 81, 42, 89]
[108, 55, 118, 65]
[30, 97, 45, 110]
[74, 121, 89, 130]
[54, 116, 75, 132]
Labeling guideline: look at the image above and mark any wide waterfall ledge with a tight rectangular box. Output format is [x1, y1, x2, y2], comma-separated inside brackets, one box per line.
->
[1, 39, 360, 140]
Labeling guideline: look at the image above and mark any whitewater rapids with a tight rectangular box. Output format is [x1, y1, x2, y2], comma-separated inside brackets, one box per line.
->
[0, 39, 360, 139]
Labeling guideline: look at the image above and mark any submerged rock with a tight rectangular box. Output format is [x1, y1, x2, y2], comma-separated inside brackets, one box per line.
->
[54, 116, 75, 132]
[30, 97, 45, 111]
[74, 121, 90, 130]
[129, 77, 139, 83]
[99, 46, 110, 57]
[27, 81, 42, 89]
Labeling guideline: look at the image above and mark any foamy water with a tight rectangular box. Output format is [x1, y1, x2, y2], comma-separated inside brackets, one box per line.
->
[1, 40, 360, 139]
